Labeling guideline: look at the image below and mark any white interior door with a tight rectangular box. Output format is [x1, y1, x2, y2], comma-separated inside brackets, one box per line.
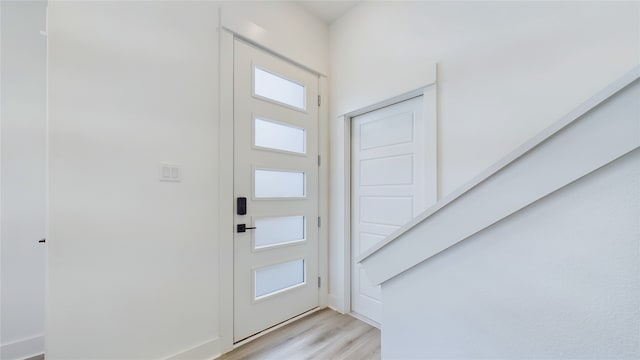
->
[351, 96, 430, 324]
[233, 39, 320, 342]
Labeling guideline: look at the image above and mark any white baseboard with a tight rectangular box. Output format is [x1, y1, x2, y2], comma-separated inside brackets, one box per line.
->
[328, 293, 345, 314]
[349, 311, 381, 329]
[0, 335, 44, 360]
[165, 337, 220, 360]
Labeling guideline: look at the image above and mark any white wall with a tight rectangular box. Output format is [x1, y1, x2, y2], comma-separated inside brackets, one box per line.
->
[220, 1, 329, 76]
[47, 2, 220, 358]
[46, 2, 328, 359]
[0, 2, 48, 359]
[328, 1, 640, 312]
[382, 148, 640, 359]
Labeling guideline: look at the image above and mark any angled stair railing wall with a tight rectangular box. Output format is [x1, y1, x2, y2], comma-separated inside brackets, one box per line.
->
[359, 65, 640, 286]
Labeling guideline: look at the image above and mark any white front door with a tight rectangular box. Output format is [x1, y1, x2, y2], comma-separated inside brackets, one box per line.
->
[351, 96, 431, 324]
[233, 39, 320, 342]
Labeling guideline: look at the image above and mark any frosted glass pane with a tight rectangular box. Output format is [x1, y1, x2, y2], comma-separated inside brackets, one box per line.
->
[255, 169, 305, 198]
[255, 118, 305, 154]
[255, 216, 305, 249]
[255, 259, 305, 299]
[254, 67, 306, 110]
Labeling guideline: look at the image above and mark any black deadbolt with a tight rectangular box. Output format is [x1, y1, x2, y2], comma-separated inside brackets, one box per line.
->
[237, 197, 247, 215]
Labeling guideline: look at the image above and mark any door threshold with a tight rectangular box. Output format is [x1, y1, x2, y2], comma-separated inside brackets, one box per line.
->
[233, 306, 322, 348]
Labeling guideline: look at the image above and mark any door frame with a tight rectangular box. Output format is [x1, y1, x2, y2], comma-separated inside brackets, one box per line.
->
[219, 28, 329, 354]
[339, 85, 439, 321]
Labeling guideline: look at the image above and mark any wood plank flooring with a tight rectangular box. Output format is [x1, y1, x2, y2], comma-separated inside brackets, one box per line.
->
[218, 308, 381, 360]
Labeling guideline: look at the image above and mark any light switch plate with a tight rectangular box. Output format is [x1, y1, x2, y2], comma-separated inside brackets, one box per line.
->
[160, 163, 181, 182]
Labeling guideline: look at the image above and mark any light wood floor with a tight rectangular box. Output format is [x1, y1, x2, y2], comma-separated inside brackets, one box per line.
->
[218, 308, 381, 360]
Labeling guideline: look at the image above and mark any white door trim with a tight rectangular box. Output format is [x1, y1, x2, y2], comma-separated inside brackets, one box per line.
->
[218, 29, 329, 355]
[335, 84, 438, 317]
[219, 28, 235, 355]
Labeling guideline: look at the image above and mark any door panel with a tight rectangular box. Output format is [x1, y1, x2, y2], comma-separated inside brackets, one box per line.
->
[234, 39, 319, 342]
[351, 96, 428, 324]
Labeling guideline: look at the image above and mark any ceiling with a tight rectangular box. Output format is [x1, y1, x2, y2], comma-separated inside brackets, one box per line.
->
[296, 1, 360, 24]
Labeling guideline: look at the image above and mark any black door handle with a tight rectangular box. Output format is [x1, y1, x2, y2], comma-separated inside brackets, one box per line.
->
[237, 224, 256, 233]
[38, 238, 46, 243]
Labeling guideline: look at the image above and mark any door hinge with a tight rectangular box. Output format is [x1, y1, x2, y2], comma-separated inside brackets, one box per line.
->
[318, 95, 321, 107]
[317, 155, 321, 166]
[318, 216, 321, 227]
[318, 277, 321, 288]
